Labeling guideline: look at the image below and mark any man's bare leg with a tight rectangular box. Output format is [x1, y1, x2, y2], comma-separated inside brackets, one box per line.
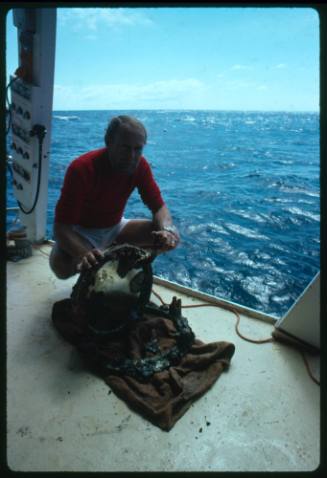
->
[115, 219, 179, 253]
[114, 219, 157, 248]
[49, 237, 94, 279]
[50, 219, 175, 279]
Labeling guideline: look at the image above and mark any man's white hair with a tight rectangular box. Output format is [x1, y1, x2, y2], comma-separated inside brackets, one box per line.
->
[104, 115, 147, 146]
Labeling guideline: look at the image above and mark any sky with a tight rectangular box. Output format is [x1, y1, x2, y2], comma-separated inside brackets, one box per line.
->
[6, 6, 319, 111]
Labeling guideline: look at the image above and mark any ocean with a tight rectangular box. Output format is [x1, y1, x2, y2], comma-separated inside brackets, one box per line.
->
[7, 110, 320, 318]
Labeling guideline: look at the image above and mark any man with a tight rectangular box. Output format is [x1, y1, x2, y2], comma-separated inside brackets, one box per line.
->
[50, 115, 180, 279]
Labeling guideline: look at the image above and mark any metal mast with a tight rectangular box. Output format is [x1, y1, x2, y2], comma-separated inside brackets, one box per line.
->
[9, 8, 56, 242]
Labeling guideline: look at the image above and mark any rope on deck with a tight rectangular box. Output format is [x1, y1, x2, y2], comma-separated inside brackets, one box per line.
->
[30, 242, 320, 387]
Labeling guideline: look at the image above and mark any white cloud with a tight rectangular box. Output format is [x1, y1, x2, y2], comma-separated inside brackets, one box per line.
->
[220, 79, 268, 93]
[231, 64, 252, 71]
[58, 7, 154, 31]
[275, 63, 287, 69]
[225, 80, 256, 89]
[54, 78, 205, 109]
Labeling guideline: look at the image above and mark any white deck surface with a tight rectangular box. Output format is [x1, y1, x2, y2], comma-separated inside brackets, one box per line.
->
[6, 245, 320, 472]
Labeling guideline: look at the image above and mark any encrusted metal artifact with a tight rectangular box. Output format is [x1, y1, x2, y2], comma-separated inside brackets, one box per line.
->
[71, 243, 195, 380]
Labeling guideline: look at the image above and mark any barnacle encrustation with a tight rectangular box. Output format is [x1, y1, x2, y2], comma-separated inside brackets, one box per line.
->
[71, 244, 154, 338]
[70, 243, 195, 380]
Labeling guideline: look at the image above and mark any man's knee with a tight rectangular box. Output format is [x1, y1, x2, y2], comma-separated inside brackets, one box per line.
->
[49, 244, 76, 280]
[115, 219, 154, 245]
[51, 265, 75, 280]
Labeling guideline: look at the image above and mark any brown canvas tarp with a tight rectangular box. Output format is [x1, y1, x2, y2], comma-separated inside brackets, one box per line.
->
[52, 298, 235, 431]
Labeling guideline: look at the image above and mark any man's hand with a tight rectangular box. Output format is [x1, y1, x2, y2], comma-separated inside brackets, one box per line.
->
[151, 227, 180, 251]
[76, 248, 104, 272]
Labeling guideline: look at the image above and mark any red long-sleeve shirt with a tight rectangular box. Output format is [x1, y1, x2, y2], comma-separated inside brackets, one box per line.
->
[54, 147, 165, 228]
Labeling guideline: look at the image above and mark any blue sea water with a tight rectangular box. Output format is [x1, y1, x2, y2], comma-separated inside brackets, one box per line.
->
[7, 110, 320, 318]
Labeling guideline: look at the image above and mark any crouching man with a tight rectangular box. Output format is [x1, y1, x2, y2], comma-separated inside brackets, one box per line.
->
[49, 115, 180, 279]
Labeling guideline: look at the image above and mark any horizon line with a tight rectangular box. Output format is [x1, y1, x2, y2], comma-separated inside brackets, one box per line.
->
[53, 108, 319, 113]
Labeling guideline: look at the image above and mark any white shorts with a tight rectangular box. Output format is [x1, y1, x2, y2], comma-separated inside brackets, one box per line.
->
[72, 218, 130, 250]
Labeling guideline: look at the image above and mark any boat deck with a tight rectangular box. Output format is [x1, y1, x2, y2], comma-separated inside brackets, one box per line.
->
[6, 244, 320, 472]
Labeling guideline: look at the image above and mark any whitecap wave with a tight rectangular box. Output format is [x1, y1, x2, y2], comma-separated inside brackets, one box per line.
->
[275, 160, 294, 165]
[271, 294, 291, 304]
[203, 116, 217, 126]
[231, 209, 267, 224]
[54, 115, 79, 121]
[206, 222, 229, 235]
[182, 115, 196, 123]
[240, 274, 286, 308]
[224, 222, 269, 240]
[234, 252, 260, 268]
[269, 181, 319, 197]
[284, 207, 320, 222]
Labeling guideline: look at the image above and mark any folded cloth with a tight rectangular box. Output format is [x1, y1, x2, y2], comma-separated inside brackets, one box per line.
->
[52, 298, 235, 431]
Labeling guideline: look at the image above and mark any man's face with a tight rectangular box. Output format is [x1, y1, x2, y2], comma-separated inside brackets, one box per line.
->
[108, 126, 146, 174]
